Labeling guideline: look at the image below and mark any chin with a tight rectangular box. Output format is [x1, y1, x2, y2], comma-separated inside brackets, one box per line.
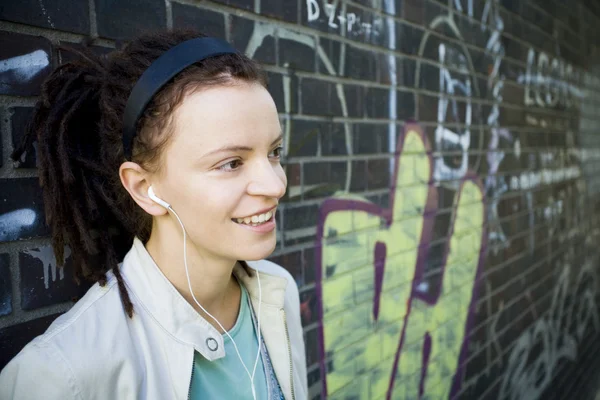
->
[236, 238, 277, 261]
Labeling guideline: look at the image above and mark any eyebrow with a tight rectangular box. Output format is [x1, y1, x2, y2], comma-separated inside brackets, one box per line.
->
[202, 133, 284, 158]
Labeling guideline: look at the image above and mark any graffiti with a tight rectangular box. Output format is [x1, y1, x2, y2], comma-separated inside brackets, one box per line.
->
[0, 49, 50, 82]
[0, 209, 37, 242]
[23, 246, 70, 289]
[508, 166, 581, 191]
[384, 0, 397, 175]
[453, 0, 474, 17]
[37, 0, 55, 28]
[486, 128, 514, 248]
[316, 124, 486, 399]
[415, 6, 482, 187]
[519, 48, 583, 108]
[499, 257, 600, 400]
[479, 0, 519, 252]
[305, 0, 383, 40]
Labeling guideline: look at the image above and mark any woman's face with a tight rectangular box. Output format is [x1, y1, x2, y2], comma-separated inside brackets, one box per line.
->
[153, 81, 286, 262]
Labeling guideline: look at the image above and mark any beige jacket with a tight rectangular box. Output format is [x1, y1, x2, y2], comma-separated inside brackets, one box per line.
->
[0, 238, 308, 399]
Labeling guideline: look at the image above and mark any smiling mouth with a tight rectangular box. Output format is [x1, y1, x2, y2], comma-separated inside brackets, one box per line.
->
[232, 209, 275, 227]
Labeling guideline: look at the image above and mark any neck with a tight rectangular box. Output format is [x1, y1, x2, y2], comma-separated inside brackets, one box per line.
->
[145, 218, 241, 332]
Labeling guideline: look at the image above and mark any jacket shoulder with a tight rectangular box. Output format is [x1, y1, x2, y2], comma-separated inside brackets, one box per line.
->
[0, 277, 123, 400]
[249, 259, 298, 292]
[0, 338, 81, 399]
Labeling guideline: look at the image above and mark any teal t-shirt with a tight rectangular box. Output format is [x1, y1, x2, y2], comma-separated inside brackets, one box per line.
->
[189, 283, 283, 399]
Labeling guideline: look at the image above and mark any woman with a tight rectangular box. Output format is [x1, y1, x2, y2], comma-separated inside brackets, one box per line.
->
[0, 29, 307, 400]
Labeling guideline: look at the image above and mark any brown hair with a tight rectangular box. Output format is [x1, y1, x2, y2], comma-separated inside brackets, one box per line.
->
[11, 29, 267, 317]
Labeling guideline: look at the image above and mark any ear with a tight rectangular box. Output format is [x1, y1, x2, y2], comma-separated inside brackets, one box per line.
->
[119, 161, 168, 216]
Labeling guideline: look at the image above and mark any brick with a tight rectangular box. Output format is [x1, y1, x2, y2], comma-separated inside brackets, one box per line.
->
[0, 178, 49, 242]
[0, 0, 89, 34]
[365, 87, 390, 119]
[279, 35, 316, 72]
[424, 0, 446, 26]
[397, 57, 416, 87]
[522, 3, 553, 35]
[261, 0, 298, 23]
[354, 123, 388, 154]
[344, 45, 379, 82]
[288, 120, 321, 157]
[0, 254, 11, 316]
[0, 111, 4, 168]
[229, 16, 276, 65]
[366, 158, 390, 189]
[403, 0, 426, 24]
[284, 204, 319, 230]
[10, 108, 36, 169]
[397, 90, 416, 120]
[19, 245, 91, 310]
[321, 123, 348, 156]
[301, 78, 343, 117]
[317, 37, 341, 74]
[266, 72, 298, 114]
[0, 32, 53, 96]
[302, 247, 316, 284]
[396, 22, 424, 56]
[209, 0, 253, 11]
[350, 160, 367, 192]
[96, 0, 166, 40]
[305, 326, 320, 366]
[303, 161, 346, 197]
[343, 84, 367, 118]
[299, 285, 318, 326]
[58, 42, 112, 65]
[172, 4, 226, 39]
[0, 313, 61, 370]
[268, 250, 302, 285]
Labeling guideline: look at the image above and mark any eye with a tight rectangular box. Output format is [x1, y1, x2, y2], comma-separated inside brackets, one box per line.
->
[269, 146, 284, 159]
[217, 159, 243, 172]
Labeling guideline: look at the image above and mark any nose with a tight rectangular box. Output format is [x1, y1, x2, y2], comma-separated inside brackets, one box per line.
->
[247, 159, 287, 199]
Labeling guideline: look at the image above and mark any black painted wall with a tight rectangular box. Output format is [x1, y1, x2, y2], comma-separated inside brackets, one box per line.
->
[1, 0, 600, 399]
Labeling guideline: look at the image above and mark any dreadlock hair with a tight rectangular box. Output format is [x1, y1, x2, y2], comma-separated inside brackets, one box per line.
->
[11, 29, 267, 318]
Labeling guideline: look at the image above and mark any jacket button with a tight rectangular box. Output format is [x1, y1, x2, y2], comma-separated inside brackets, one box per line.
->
[206, 337, 219, 351]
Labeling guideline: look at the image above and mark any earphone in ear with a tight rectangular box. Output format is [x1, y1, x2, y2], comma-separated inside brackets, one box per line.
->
[148, 186, 171, 209]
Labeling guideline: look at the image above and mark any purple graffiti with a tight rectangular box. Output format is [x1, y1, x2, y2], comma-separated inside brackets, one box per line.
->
[315, 123, 487, 399]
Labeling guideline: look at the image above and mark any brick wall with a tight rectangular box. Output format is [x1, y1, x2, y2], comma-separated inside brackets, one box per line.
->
[1, 0, 600, 399]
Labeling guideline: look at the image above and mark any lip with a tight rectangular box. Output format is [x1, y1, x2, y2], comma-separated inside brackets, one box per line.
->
[233, 206, 277, 220]
[233, 208, 277, 233]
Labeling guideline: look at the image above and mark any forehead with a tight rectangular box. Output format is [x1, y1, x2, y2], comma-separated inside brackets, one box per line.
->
[170, 82, 280, 149]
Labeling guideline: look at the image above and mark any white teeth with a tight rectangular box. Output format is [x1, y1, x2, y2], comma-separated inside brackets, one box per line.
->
[235, 210, 275, 226]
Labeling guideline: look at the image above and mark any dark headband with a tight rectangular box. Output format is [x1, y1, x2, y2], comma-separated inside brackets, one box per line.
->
[122, 37, 237, 159]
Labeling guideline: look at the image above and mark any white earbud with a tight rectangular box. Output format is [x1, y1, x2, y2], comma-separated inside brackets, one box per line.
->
[145, 184, 262, 400]
[148, 186, 171, 209]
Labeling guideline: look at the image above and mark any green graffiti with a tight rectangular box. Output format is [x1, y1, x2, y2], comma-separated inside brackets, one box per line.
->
[318, 126, 485, 399]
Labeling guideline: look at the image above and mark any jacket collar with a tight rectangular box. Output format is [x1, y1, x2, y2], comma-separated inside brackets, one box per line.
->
[120, 237, 288, 361]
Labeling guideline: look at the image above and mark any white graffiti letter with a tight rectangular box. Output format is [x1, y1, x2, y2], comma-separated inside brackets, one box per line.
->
[324, 2, 338, 28]
[306, 0, 320, 21]
[347, 13, 356, 32]
[536, 51, 549, 107]
[524, 48, 536, 106]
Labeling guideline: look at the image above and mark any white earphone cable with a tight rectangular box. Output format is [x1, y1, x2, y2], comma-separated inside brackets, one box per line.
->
[169, 206, 262, 400]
